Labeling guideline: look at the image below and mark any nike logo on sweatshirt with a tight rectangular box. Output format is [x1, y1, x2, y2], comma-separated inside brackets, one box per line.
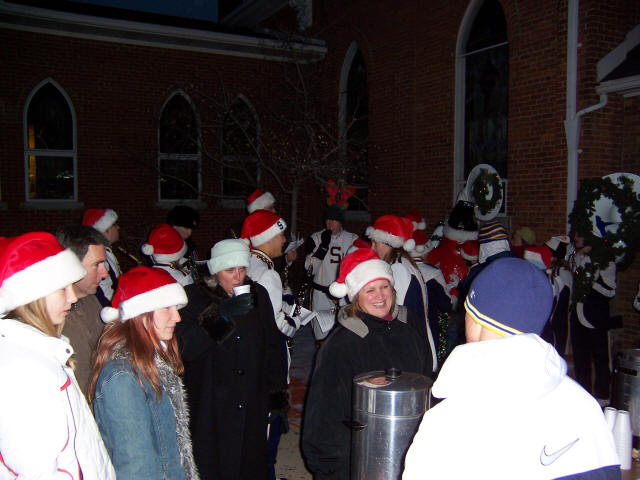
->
[540, 438, 580, 466]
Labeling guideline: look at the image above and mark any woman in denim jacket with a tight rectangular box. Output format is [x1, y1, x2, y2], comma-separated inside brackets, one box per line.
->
[89, 266, 199, 479]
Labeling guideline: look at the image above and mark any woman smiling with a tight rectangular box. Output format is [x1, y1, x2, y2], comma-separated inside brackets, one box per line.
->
[302, 248, 432, 479]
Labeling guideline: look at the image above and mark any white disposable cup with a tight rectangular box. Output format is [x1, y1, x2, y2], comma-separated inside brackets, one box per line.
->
[604, 407, 617, 431]
[233, 285, 251, 296]
[614, 410, 633, 470]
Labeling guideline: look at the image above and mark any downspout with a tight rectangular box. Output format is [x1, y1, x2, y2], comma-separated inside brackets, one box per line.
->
[564, 0, 608, 232]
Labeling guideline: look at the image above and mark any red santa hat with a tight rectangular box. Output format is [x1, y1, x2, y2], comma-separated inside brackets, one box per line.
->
[0, 232, 86, 316]
[366, 215, 416, 251]
[246, 189, 276, 214]
[141, 224, 187, 264]
[82, 208, 118, 233]
[241, 210, 287, 247]
[329, 248, 394, 301]
[411, 229, 429, 256]
[101, 266, 187, 323]
[404, 209, 426, 231]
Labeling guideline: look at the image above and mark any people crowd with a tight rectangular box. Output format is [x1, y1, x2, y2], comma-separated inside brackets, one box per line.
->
[0, 187, 627, 479]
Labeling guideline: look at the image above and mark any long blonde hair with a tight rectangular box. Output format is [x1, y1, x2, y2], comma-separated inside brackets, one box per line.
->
[9, 297, 61, 337]
[88, 312, 183, 405]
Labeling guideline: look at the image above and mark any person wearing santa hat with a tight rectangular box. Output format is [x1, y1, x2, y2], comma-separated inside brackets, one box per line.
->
[241, 208, 299, 480]
[89, 266, 198, 479]
[0, 232, 115, 479]
[366, 215, 437, 371]
[247, 189, 277, 214]
[302, 248, 433, 479]
[82, 207, 122, 306]
[142, 224, 194, 287]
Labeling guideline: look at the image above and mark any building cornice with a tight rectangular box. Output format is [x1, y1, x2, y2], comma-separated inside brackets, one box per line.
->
[0, 0, 326, 63]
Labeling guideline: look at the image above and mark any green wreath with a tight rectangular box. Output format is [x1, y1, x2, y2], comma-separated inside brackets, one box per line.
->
[568, 175, 640, 303]
[471, 169, 503, 215]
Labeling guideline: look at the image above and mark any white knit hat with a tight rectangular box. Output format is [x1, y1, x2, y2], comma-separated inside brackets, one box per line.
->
[208, 239, 250, 275]
[329, 248, 394, 301]
[0, 232, 86, 316]
[101, 266, 187, 323]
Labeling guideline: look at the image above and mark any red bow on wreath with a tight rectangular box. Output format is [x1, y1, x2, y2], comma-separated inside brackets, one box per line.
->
[325, 180, 356, 209]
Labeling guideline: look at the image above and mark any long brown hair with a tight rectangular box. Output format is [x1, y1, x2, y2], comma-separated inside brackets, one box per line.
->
[381, 246, 419, 269]
[88, 312, 183, 404]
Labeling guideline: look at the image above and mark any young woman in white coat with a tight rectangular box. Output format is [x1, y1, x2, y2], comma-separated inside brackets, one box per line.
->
[0, 232, 115, 479]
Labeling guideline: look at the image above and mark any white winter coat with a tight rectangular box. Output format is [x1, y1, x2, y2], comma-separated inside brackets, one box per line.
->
[0, 319, 115, 480]
[403, 334, 620, 479]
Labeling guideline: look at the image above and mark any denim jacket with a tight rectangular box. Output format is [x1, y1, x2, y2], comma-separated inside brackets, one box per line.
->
[93, 356, 187, 480]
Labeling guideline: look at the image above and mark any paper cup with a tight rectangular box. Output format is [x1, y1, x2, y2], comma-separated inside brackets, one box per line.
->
[604, 407, 617, 431]
[233, 285, 251, 296]
[614, 410, 633, 470]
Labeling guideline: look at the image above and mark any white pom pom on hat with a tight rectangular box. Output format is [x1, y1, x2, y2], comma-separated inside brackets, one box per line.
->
[329, 248, 394, 301]
[366, 215, 416, 252]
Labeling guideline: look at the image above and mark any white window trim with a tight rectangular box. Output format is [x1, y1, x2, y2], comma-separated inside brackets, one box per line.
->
[23, 78, 78, 204]
[158, 90, 202, 202]
[453, 0, 508, 216]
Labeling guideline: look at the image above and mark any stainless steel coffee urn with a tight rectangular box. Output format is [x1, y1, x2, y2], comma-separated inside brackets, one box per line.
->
[350, 368, 432, 479]
[613, 348, 640, 437]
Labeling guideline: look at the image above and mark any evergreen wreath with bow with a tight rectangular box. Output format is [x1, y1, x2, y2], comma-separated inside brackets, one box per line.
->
[568, 175, 640, 304]
[471, 169, 503, 215]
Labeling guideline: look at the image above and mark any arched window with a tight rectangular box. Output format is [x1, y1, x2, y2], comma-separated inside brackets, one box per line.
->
[454, 0, 508, 210]
[221, 96, 259, 198]
[24, 79, 76, 200]
[338, 43, 369, 212]
[158, 91, 201, 200]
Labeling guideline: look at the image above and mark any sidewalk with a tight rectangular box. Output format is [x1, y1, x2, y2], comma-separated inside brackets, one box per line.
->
[276, 324, 316, 479]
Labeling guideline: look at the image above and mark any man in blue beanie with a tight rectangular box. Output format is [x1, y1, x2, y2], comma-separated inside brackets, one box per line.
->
[404, 257, 621, 479]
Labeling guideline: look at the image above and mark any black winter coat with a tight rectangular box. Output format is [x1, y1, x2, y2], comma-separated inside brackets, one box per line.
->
[177, 280, 286, 480]
[301, 305, 433, 479]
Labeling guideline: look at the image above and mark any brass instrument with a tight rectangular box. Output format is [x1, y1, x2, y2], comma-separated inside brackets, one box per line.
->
[113, 244, 144, 267]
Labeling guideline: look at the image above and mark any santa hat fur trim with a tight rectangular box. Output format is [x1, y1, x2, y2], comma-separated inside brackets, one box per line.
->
[443, 223, 479, 243]
[366, 215, 416, 251]
[0, 249, 85, 316]
[101, 266, 187, 323]
[329, 248, 394, 301]
[247, 190, 276, 214]
[82, 208, 118, 233]
[241, 210, 287, 247]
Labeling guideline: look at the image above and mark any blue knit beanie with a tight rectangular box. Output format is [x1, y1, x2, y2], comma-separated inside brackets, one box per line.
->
[478, 221, 509, 244]
[464, 257, 553, 336]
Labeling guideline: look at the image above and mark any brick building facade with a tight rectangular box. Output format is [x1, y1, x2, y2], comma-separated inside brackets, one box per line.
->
[1, 0, 639, 344]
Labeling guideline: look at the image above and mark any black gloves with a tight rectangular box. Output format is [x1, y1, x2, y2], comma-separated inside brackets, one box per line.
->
[313, 229, 332, 261]
[269, 390, 290, 434]
[219, 291, 254, 320]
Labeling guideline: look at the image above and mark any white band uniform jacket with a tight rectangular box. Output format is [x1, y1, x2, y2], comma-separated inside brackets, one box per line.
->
[403, 334, 620, 480]
[0, 319, 115, 480]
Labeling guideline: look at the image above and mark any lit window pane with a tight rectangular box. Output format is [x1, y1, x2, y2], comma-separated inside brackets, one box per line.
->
[27, 83, 73, 150]
[28, 155, 74, 199]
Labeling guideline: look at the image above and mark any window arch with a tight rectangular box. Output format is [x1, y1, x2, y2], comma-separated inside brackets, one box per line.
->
[24, 79, 76, 200]
[221, 95, 260, 198]
[158, 91, 201, 200]
[338, 42, 368, 212]
[454, 0, 508, 210]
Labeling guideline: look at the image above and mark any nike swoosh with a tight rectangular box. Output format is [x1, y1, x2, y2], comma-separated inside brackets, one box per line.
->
[540, 438, 580, 466]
